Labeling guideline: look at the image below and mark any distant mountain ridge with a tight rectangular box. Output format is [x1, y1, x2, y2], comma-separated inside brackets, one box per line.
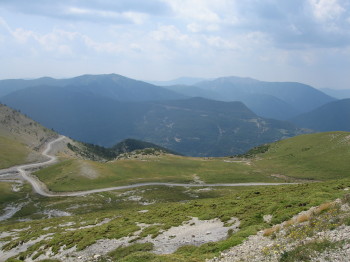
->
[0, 74, 335, 120]
[0, 74, 186, 102]
[320, 88, 350, 99]
[5, 73, 337, 156]
[291, 99, 350, 132]
[167, 76, 335, 120]
[148, 77, 208, 86]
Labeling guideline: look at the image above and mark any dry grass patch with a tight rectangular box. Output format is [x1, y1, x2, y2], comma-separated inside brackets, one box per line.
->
[296, 213, 311, 223]
[263, 225, 280, 237]
[313, 202, 333, 215]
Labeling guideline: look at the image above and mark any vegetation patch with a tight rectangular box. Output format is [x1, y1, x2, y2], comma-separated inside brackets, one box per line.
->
[1, 180, 349, 261]
[255, 132, 350, 180]
[0, 136, 30, 169]
[108, 242, 154, 260]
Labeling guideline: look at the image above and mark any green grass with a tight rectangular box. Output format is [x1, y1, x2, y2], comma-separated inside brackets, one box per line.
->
[0, 182, 30, 213]
[34, 155, 277, 192]
[0, 183, 20, 204]
[108, 243, 154, 260]
[255, 132, 350, 180]
[0, 135, 31, 169]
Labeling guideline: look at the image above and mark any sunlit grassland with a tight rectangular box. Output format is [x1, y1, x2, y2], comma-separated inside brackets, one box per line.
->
[255, 132, 350, 180]
[34, 155, 278, 192]
[0, 135, 30, 169]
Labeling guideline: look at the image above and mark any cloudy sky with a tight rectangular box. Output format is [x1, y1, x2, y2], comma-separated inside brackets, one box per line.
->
[0, 0, 349, 89]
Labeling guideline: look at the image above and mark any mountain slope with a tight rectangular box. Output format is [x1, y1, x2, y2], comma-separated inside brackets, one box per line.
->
[167, 76, 335, 120]
[320, 88, 350, 99]
[132, 97, 305, 156]
[252, 131, 350, 180]
[290, 99, 350, 131]
[0, 84, 142, 145]
[1, 84, 305, 156]
[0, 77, 62, 97]
[196, 76, 335, 113]
[0, 103, 57, 168]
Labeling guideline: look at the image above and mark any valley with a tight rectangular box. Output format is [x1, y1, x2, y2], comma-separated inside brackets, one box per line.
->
[1, 76, 350, 262]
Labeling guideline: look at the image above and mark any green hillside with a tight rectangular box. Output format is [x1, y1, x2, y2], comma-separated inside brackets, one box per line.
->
[254, 131, 350, 180]
[34, 154, 277, 192]
[0, 136, 31, 169]
[34, 132, 350, 192]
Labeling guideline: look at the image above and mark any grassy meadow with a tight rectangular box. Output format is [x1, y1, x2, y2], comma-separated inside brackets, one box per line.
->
[0, 135, 31, 169]
[34, 131, 350, 192]
[255, 132, 350, 180]
[34, 155, 278, 192]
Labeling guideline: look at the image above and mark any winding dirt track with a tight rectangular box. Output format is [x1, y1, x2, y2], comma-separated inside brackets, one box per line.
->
[1, 136, 297, 197]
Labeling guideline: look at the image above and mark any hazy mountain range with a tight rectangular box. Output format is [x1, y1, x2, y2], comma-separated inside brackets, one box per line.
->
[165, 76, 335, 120]
[0, 73, 348, 156]
[320, 88, 350, 99]
[291, 99, 350, 132]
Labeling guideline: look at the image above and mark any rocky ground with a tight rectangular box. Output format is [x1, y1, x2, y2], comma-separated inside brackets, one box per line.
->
[209, 196, 350, 262]
[0, 216, 240, 262]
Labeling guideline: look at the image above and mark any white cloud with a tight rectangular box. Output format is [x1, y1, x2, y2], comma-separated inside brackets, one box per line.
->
[0, 0, 170, 24]
[167, 0, 221, 23]
[309, 0, 346, 21]
[1, 19, 124, 56]
[205, 36, 238, 51]
[1, 0, 350, 88]
[187, 23, 219, 33]
[152, 25, 186, 41]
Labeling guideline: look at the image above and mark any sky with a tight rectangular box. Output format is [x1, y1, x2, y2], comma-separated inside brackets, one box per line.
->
[0, 0, 350, 89]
